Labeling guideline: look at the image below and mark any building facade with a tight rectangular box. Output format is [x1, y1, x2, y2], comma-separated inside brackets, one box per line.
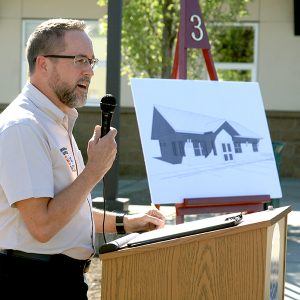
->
[0, 0, 299, 177]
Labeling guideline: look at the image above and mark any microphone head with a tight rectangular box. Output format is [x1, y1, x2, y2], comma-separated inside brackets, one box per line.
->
[100, 94, 117, 113]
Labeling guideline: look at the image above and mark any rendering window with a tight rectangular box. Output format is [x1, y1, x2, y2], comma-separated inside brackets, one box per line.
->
[193, 141, 202, 156]
[172, 141, 178, 156]
[252, 143, 258, 152]
[178, 141, 185, 156]
[222, 143, 233, 161]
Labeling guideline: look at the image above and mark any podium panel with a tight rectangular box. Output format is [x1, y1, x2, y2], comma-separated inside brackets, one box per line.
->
[100, 206, 290, 300]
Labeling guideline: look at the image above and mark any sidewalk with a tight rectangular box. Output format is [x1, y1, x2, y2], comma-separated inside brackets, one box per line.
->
[93, 177, 300, 299]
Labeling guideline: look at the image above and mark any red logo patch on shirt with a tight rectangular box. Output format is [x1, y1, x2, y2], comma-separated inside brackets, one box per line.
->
[60, 147, 77, 172]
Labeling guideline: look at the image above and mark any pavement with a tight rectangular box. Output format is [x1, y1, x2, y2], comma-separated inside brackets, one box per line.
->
[92, 177, 300, 299]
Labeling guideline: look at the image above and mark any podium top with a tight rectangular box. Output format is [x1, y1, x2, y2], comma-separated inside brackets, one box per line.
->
[100, 212, 243, 254]
[100, 206, 291, 259]
[126, 213, 242, 248]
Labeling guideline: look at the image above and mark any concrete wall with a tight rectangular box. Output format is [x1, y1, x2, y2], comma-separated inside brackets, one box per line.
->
[253, 0, 300, 111]
[267, 111, 300, 178]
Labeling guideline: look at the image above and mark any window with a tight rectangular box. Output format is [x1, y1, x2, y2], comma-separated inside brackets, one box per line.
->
[211, 141, 217, 155]
[178, 141, 185, 156]
[210, 23, 258, 82]
[172, 142, 178, 156]
[21, 19, 107, 106]
[252, 143, 258, 152]
[188, 23, 257, 81]
[222, 143, 233, 161]
[193, 141, 202, 156]
[234, 142, 242, 153]
[222, 143, 226, 152]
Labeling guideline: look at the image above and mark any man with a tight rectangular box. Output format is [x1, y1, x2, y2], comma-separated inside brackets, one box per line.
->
[0, 19, 165, 300]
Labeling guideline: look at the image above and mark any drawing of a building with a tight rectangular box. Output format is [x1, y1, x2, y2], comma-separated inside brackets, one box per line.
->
[151, 105, 262, 164]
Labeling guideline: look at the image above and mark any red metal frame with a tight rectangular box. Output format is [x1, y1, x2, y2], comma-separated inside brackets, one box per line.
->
[172, 0, 218, 80]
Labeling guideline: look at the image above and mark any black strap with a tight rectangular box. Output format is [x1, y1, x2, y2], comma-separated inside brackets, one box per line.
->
[116, 214, 126, 234]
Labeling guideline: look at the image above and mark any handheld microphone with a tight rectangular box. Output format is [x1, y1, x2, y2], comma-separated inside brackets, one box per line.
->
[100, 94, 117, 137]
[100, 94, 117, 244]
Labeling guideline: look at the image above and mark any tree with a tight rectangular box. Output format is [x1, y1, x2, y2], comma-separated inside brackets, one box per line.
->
[97, 0, 252, 79]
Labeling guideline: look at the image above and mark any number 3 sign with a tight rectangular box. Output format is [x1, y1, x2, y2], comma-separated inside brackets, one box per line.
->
[172, 0, 217, 80]
[185, 0, 210, 49]
[190, 15, 204, 41]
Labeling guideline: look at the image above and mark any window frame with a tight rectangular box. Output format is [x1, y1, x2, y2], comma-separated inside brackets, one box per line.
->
[211, 22, 258, 82]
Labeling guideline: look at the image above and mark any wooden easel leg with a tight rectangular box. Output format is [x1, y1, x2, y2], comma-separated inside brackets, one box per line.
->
[176, 215, 184, 224]
[202, 49, 218, 80]
[172, 32, 180, 79]
[175, 204, 185, 224]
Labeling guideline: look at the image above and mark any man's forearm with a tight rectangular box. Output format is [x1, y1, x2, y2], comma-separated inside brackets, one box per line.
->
[93, 208, 119, 233]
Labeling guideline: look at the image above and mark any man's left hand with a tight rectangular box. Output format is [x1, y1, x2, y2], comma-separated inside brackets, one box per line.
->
[124, 209, 165, 233]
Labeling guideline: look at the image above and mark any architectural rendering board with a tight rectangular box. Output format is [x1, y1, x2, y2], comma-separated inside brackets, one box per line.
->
[131, 78, 282, 205]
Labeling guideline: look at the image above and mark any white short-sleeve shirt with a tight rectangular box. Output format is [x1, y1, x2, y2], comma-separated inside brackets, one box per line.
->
[0, 82, 94, 259]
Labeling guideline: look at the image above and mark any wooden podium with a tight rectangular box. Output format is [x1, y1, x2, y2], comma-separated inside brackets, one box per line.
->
[100, 206, 291, 299]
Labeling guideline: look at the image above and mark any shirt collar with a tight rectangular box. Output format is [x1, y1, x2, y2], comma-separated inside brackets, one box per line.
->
[22, 82, 78, 133]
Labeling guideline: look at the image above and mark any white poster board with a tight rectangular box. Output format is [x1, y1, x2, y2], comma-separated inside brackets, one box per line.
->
[131, 78, 282, 205]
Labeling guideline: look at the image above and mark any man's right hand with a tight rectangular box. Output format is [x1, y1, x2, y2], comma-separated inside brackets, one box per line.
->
[85, 125, 117, 183]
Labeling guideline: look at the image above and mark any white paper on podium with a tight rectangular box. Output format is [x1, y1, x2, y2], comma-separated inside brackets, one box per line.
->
[131, 78, 282, 205]
[127, 213, 242, 248]
[99, 213, 243, 253]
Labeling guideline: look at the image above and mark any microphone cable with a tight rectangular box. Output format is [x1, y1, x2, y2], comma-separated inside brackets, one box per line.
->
[102, 177, 107, 244]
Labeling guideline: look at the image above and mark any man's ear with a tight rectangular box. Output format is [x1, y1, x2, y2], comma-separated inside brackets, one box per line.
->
[35, 55, 48, 73]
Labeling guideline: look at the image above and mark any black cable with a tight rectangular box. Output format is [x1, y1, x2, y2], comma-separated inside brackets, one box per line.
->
[102, 177, 107, 244]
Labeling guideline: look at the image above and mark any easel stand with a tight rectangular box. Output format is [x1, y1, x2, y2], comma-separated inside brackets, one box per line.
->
[172, 0, 218, 80]
[175, 195, 270, 224]
[160, 0, 271, 223]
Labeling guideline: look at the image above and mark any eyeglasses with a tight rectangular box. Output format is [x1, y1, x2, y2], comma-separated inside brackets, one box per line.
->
[43, 55, 99, 70]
